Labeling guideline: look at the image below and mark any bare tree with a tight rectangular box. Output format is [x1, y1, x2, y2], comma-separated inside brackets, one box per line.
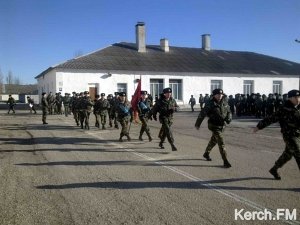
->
[74, 50, 84, 58]
[0, 67, 3, 93]
[14, 77, 21, 85]
[6, 70, 13, 84]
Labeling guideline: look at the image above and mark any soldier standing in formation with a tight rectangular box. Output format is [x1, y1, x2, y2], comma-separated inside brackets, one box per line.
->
[41, 92, 48, 124]
[27, 96, 37, 114]
[199, 94, 204, 110]
[116, 92, 133, 142]
[63, 93, 71, 117]
[7, 94, 16, 114]
[46, 92, 55, 115]
[152, 88, 178, 151]
[188, 95, 196, 112]
[79, 91, 94, 130]
[111, 92, 120, 129]
[195, 88, 232, 168]
[253, 89, 300, 180]
[137, 91, 152, 142]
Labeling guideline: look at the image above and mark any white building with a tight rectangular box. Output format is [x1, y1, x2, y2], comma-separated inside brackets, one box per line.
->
[36, 22, 300, 104]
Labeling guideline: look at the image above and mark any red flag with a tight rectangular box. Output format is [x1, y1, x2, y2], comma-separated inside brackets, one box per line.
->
[131, 77, 141, 123]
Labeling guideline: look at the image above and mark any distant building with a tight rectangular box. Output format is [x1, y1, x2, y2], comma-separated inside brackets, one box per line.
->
[36, 22, 300, 104]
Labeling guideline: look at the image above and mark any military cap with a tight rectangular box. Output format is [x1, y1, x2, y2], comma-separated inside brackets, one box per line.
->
[163, 88, 172, 94]
[212, 88, 224, 95]
[140, 91, 147, 95]
[95, 94, 100, 98]
[27, 96, 30, 98]
[84, 91, 89, 94]
[101, 93, 105, 96]
[288, 89, 300, 98]
[114, 92, 119, 96]
[107, 94, 113, 97]
[42, 92, 46, 95]
[72, 91, 76, 94]
[119, 92, 126, 97]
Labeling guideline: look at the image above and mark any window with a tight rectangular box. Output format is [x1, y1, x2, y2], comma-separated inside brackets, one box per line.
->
[169, 79, 182, 100]
[117, 83, 127, 94]
[150, 79, 164, 98]
[273, 81, 282, 94]
[243, 80, 254, 95]
[211, 80, 223, 93]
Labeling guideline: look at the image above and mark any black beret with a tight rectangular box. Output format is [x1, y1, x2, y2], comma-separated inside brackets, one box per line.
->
[212, 89, 223, 95]
[84, 91, 89, 94]
[42, 92, 46, 95]
[288, 89, 300, 98]
[95, 94, 100, 98]
[140, 91, 147, 95]
[100, 93, 105, 96]
[163, 88, 172, 94]
[107, 94, 113, 97]
[114, 92, 119, 95]
[119, 92, 126, 97]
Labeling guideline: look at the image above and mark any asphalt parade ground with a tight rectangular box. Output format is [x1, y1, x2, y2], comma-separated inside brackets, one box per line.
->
[0, 110, 299, 225]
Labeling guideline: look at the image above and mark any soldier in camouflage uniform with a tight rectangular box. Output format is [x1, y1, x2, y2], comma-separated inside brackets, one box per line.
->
[98, 93, 109, 129]
[63, 93, 71, 117]
[152, 88, 179, 151]
[137, 91, 153, 142]
[195, 88, 232, 168]
[253, 89, 300, 180]
[46, 92, 55, 115]
[27, 96, 37, 114]
[110, 92, 120, 129]
[41, 92, 48, 124]
[73, 93, 82, 126]
[93, 94, 101, 128]
[107, 94, 113, 127]
[7, 95, 16, 114]
[116, 92, 133, 141]
[80, 91, 94, 130]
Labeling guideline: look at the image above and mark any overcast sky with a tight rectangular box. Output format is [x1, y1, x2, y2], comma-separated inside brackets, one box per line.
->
[0, 0, 299, 84]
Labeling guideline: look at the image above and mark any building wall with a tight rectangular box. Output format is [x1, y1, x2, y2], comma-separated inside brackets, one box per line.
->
[37, 70, 299, 105]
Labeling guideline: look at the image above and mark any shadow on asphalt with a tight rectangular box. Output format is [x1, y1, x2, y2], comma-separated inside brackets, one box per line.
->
[35, 178, 300, 192]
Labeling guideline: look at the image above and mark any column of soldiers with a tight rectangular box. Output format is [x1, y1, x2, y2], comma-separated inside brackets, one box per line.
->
[37, 88, 299, 180]
[198, 92, 287, 118]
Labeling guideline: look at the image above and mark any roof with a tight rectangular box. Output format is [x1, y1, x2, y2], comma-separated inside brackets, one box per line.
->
[36, 42, 300, 78]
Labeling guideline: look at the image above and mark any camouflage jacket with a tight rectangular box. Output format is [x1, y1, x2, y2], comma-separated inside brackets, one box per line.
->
[152, 96, 178, 120]
[7, 97, 15, 106]
[80, 96, 94, 112]
[41, 96, 48, 110]
[195, 98, 232, 128]
[94, 98, 109, 114]
[257, 100, 300, 137]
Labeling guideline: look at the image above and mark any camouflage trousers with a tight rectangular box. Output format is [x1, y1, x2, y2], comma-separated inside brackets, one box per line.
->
[42, 109, 47, 123]
[73, 110, 79, 125]
[79, 110, 90, 129]
[118, 116, 130, 137]
[64, 105, 70, 117]
[95, 112, 107, 128]
[139, 117, 151, 138]
[274, 135, 300, 170]
[205, 123, 227, 160]
[158, 117, 174, 144]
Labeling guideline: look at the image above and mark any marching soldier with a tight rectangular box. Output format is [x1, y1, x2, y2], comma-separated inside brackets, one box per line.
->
[199, 94, 204, 110]
[107, 94, 114, 127]
[116, 92, 133, 141]
[72, 93, 80, 126]
[253, 89, 300, 180]
[7, 94, 16, 114]
[27, 96, 37, 114]
[93, 94, 101, 128]
[137, 91, 152, 141]
[80, 91, 94, 130]
[152, 88, 178, 151]
[188, 95, 196, 112]
[41, 92, 48, 124]
[195, 88, 232, 168]
[98, 93, 109, 129]
[111, 92, 120, 129]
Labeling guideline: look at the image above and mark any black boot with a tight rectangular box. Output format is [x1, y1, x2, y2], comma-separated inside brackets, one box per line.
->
[126, 135, 131, 141]
[119, 135, 123, 142]
[223, 159, 232, 168]
[203, 152, 212, 161]
[102, 125, 106, 130]
[269, 167, 281, 180]
[171, 144, 177, 151]
[159, 142, 165, 149]
[139, 136, 143, 141]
